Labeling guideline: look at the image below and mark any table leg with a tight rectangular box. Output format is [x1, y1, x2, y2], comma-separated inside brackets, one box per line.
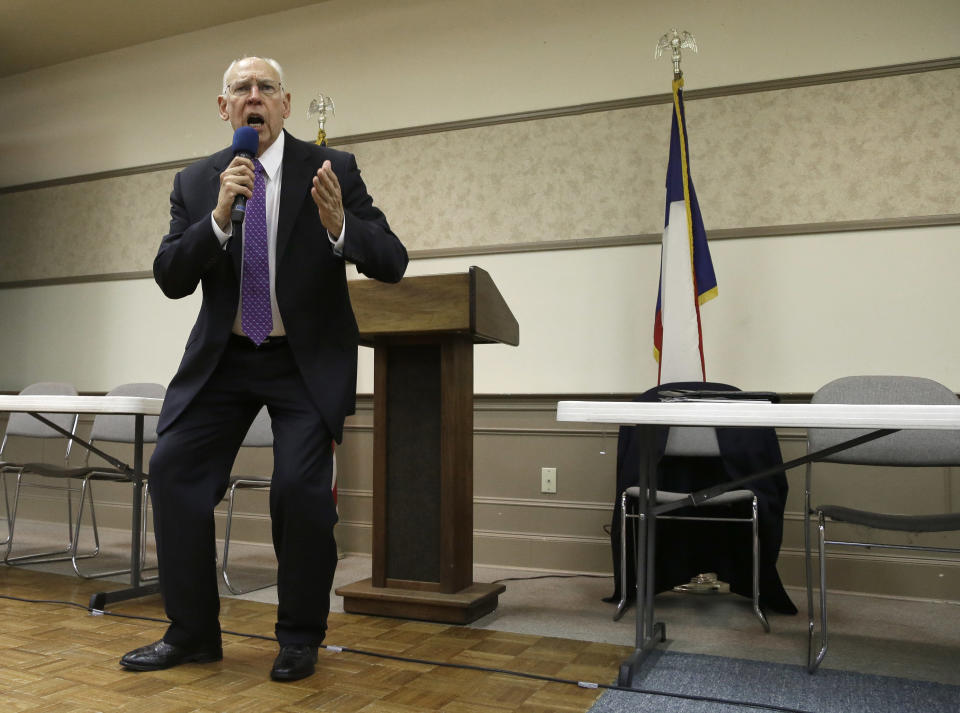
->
[89, 415, 160, 611]
[618, 423, 666, 686]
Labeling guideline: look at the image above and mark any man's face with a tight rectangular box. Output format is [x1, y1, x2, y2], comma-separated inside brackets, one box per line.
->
[217, 58, 291, 156]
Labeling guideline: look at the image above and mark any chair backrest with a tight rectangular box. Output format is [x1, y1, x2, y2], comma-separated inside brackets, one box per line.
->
[659, 383, 731, 457]
[808, 375, 960, 466]
[3, 382, 79, 438]
[89, 383, 166, 444]
[664, 426, 721, 457]
[241, 406, 273, 448]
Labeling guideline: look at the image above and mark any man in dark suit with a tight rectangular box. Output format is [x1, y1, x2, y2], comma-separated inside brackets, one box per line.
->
[120, 56, 407, 681]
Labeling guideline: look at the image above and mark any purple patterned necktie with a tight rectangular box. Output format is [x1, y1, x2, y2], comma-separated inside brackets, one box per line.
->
[241, 159, 272, 345]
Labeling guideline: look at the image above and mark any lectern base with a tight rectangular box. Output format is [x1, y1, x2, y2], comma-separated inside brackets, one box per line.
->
[336, 578, 506, 624]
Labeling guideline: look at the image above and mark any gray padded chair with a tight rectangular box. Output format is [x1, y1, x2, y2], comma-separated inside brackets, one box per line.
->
[219, 406, 339, 594]
[1, 382, 80, 559]
[4, 383, 164, 578]
[617, 424, 769, 632]
[804, 375, 960, 673]
[220, 406, 275, 594]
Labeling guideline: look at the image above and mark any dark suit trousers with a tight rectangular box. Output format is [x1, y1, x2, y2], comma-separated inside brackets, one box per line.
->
[148, 336, 338, 648]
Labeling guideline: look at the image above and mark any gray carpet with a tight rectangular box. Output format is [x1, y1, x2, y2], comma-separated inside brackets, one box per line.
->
[588, 650, 960, 713]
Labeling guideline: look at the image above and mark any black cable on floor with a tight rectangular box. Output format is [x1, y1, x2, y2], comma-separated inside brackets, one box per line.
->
[0, 592, 818, 713]
[491, 572, 612, 584]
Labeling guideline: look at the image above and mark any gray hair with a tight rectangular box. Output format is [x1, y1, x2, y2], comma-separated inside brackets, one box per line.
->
[221, 56, 285, 94]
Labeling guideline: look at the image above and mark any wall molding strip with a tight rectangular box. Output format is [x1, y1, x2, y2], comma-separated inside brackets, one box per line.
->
[339, 490, 613, 513]
[2, 213, 956, 290]
[3, 56, 956, 197]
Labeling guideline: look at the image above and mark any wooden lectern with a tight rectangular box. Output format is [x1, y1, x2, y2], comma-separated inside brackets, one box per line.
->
[335, 266, 519, 624]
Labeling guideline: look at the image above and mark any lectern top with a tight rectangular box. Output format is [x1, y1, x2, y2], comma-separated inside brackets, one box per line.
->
[348, 266, 519, 346]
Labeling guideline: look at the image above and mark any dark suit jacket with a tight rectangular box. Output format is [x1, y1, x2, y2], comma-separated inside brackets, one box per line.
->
[154, 131, 408, 441]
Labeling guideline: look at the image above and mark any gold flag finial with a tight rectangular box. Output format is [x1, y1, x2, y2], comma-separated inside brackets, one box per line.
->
[308, 92, 336, 146]
[656, 29, 698, 79]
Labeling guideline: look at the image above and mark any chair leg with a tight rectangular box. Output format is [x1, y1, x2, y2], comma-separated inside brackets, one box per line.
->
[221, 481, 275, 595]
[71, 477, 157, 582]
[70, 478, 132, 579]
[221, 480, 241, 594]
[613, 490, 630, 621]
[0, 471, 11, 547]
[139, 485, 158, 582]
[750, 496, 770, 632]
[4, 470, 78, 565]
[2, 469, 22, 563]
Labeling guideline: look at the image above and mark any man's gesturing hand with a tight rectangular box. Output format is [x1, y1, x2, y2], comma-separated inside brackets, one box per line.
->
[213, 157, 255, 231]
[311, 160, 344, 237]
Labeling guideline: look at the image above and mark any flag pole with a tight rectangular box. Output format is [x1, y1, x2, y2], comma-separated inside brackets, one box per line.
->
[655, 28, 698, 80]
[652, 26, 734, 607]
[652, 28, 717, 384]
[308, 92, 336, 146]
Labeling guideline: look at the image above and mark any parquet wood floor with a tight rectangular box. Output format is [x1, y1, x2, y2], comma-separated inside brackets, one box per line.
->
[0, 568, 631, 713]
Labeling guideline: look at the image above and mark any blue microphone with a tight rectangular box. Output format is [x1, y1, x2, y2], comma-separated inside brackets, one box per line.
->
[230, 126, 260, 223]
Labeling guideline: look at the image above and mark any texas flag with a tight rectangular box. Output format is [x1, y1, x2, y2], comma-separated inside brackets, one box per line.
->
[653, 77, 718, 384]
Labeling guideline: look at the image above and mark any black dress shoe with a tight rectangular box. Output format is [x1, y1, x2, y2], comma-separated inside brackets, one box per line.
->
[270, 644, 319, 681]
[120, 639, 223, 671]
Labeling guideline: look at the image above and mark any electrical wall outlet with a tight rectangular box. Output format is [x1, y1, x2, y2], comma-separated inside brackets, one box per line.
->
[541, 467, 557, 494]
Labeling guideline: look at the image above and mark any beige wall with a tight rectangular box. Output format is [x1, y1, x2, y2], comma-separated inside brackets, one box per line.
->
[6, 67, 960, 283]
[2, 0, 959, 395]
[3, 0, 958, 187]
[3, 225, 958, 396]
[1, 0, 959, 598]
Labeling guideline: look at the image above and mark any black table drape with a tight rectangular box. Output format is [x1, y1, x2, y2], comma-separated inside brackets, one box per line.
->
[606, 382, 797, 615]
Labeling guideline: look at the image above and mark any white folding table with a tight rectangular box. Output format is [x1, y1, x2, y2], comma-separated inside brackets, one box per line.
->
[0, 394, 164, 611]
[557, 399, 960, 685]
